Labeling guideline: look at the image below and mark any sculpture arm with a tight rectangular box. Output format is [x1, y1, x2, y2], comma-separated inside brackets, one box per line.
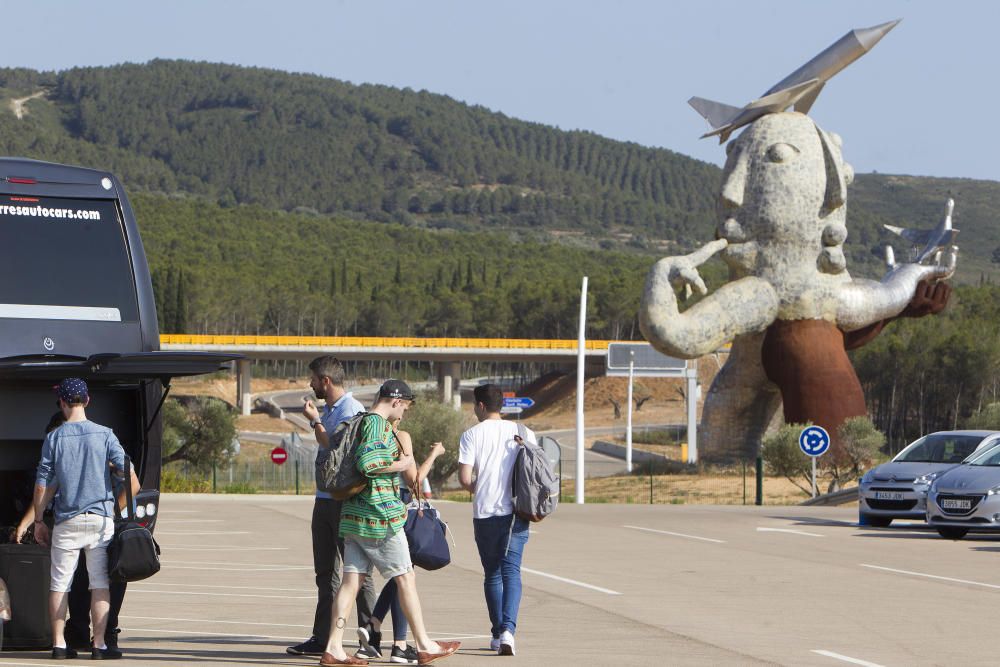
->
[639, 240, 779, 358]
[836, 253, 955, 332]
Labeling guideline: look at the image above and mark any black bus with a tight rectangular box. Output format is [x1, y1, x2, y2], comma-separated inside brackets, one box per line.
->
[0, 158, 239, 648]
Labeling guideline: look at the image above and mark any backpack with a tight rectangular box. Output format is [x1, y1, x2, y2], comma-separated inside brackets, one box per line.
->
[511, 424, 559, 522]
[317, 412, 370, 500]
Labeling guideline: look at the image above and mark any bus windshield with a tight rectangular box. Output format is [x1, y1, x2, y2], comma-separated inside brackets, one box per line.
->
[0, 195, 138, 322]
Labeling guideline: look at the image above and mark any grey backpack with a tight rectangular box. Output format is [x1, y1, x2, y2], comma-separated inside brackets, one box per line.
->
[511, 424, 559, 522]
[317, 412, 370, 500]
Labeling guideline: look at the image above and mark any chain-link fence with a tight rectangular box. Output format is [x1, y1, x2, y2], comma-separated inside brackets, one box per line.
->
[163, 456, 313, 494]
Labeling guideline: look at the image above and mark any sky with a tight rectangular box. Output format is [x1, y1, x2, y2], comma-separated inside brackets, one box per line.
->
[4, 1, 999, 181]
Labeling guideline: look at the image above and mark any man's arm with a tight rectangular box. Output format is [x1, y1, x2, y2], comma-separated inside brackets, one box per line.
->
[31, 483, 57, 546]
[303, 400, 330, 448]
[357, 416, 413, 476]
[459, 463, 475, 494]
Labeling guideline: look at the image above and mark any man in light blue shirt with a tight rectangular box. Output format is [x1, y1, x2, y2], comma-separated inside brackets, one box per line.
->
[286, 356, 375, 657]
[33, 378, 139, 660]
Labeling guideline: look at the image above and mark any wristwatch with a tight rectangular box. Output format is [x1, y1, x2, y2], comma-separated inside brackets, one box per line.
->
[310, 418, 322, 429]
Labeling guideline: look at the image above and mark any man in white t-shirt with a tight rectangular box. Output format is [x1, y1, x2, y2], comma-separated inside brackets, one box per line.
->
[458, 384, 535, 657]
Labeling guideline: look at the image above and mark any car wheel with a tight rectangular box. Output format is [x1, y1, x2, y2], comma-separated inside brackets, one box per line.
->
[936, 527, 969, 540]
[864, 515, 892, 528]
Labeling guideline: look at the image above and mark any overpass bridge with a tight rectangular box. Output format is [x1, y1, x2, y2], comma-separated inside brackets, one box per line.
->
[160, 334, 618, 415]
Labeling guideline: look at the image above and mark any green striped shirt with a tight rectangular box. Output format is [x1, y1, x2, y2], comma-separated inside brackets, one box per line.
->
[339, 414, 407, 539]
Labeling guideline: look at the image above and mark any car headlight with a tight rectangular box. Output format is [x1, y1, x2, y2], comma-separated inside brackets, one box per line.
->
[861, 470, 875, 484]
[914, 472, 941, 485]
[987, 485, 1000, 496]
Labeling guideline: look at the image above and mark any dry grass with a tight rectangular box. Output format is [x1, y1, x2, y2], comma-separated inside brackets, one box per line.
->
[443, 471, 809, 505]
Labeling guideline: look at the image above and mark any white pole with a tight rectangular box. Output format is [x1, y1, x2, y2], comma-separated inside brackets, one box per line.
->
[686, 363, 698, 464]
[811, 457, 817, 498]
[575, 276, 588, 504]
[626, 351, 634, 473]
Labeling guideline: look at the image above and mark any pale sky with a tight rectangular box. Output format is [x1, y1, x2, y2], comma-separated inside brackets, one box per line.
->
[3, 1, 998, 181]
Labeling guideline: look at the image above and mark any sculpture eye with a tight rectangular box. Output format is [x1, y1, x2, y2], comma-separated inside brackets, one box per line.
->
[766, 143, 799, 163]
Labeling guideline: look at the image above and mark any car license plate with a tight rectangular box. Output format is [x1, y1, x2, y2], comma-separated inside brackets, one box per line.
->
[874, 491, 904, 501]
[942, 499, 972, 510]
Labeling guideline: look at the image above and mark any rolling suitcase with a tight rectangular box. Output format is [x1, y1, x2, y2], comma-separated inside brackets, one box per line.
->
[0, 544, 51, 649]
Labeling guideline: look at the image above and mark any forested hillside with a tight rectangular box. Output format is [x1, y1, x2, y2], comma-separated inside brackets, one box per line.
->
[0, 61, 996, 281]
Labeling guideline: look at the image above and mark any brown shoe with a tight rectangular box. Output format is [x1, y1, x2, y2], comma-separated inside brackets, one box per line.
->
[319, 652, 368, 666]
[417, 640, 461, 665]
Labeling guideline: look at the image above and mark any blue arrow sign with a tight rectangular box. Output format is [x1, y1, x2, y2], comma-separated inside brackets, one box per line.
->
[799, 426, 831, 457]
[502, 397, 535, 409]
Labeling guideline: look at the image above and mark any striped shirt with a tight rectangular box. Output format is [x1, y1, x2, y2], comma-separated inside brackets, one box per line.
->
[339, 414, 407, 539]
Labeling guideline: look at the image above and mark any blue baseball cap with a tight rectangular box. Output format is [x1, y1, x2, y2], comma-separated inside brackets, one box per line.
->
[55, 378, 89, 404]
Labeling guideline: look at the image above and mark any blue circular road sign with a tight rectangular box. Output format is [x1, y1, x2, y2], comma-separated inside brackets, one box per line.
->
[799, 426, 830, 457]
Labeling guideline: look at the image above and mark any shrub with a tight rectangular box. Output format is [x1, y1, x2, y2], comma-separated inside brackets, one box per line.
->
[398, 392, 475, 488]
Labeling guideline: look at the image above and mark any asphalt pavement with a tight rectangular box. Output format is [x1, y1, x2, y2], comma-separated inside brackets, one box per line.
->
[5, 496, 1000, 666]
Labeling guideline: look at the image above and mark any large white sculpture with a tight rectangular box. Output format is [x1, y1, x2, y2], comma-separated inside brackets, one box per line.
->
[639, 111, 956, 461]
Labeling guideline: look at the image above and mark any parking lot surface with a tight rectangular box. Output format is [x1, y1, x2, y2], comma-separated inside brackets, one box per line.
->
[3, 494, 1000, 665]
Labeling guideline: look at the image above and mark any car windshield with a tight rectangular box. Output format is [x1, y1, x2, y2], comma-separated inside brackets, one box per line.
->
[893, 434, 985, 463]
[967, 443, 1000, 466]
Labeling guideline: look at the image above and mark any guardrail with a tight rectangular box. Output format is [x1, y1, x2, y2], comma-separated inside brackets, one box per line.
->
[161, 334, 616, 350]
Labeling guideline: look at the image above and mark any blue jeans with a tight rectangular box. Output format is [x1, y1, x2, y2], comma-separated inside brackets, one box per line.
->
[372, 578, 407, 642]
[473, 513, 529, 637]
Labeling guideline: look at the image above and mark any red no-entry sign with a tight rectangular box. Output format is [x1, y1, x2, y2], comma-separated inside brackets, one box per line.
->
[270, 447, 288, 465]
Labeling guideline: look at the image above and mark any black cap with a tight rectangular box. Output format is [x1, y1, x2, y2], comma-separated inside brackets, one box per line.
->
[378, 379, 415, 401]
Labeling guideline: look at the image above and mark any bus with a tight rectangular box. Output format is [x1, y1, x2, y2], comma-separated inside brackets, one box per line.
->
[0, 158, 239, 648]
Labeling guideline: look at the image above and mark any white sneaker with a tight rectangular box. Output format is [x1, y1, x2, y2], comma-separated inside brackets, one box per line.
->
[499, 630, 515, 656]
[490, 637, 501, 652]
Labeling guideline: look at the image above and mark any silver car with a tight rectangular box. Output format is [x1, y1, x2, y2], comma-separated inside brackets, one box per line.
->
[859, 430, 1000, 527]
[927, 440, 1000, 539]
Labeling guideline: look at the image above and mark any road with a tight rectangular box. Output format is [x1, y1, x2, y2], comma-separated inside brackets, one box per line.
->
[245, 385, 633, 479]
[6, 497, 1000, 665]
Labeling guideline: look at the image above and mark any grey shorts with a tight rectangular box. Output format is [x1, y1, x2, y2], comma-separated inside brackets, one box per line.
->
[343, 530, 412, 579]
[50, 513, 115, 592]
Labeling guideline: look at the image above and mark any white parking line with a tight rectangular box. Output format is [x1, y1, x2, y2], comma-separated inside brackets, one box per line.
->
[122, 614, 309, 628]
[153, 519, 226, 524]
[162, 545, 289, 551]
[757, 527, 824, 537]
[126, 588, 314, 600]
[861, 564, 1000, 590]
[130, 582, 314, 593]
[521, 567, 621, 595]
[623, 524, 726, 543]
[812, 649, 885, 666]
[154, 531, 251, 535]
[162, 559, 304, 567]
[163, 565, 311, 572]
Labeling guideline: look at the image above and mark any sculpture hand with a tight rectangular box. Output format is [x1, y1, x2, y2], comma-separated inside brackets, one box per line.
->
[662, 238, 728, 298]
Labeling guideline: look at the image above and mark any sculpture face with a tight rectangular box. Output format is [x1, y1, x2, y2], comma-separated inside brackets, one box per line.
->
[716, 112, 851, 316]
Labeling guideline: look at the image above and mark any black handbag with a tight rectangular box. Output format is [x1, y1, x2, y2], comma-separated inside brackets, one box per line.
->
[403, 499, 451, 571]
[107, 456, 160, 583]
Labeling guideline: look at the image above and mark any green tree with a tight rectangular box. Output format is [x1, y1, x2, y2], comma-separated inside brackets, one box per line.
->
[162, 397, 237, 469]
[761, 423, 813, 497]
[398, 394, 474, 488]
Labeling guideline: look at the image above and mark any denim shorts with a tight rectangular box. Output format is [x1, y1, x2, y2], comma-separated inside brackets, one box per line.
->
[50, 513, 115, 592]
[343, 530, 412, 579]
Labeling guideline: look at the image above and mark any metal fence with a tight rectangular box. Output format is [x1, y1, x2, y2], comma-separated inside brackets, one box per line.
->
[163, 457, 313, 494]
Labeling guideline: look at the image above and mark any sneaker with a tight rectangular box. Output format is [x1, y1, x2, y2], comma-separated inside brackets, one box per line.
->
[91, 646, 123, 660]
[51, 646, 78, 659]
[499, 630, 515, 656]
[355, 644, 381, 660]
[390, 644, 418, 664]
[356, 624, 382, 659]
[286, 636, 326, 656]
[490, 637, 501, 652]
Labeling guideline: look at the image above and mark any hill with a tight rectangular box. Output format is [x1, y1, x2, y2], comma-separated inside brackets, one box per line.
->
[0, 61, 996, 283]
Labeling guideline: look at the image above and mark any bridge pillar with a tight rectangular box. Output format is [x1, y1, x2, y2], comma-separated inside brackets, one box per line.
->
[437, 361, 461, 409]
[236, 359, 252, 416]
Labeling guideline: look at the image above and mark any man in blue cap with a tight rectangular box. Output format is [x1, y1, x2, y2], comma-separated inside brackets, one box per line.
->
[33, 378, 139, 660]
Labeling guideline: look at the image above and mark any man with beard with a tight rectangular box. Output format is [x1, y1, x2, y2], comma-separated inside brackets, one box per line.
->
[286, 356, 376, 657]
